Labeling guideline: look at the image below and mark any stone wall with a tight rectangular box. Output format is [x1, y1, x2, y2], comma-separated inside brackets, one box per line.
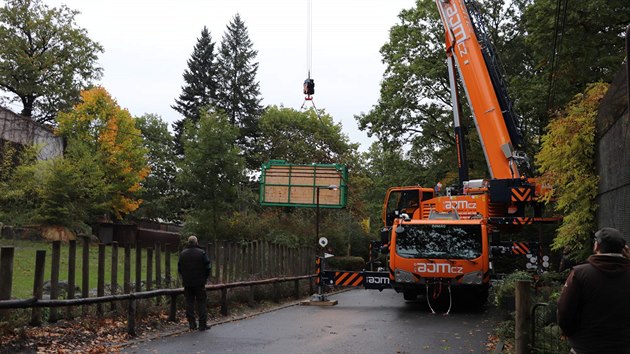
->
[596, 61, 630, 240]
[0, 107, 63, 160]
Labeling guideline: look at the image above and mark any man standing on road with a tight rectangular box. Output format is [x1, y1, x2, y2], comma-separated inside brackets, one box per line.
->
[557, 227, 630, 354]
[178, 235, 211, 331]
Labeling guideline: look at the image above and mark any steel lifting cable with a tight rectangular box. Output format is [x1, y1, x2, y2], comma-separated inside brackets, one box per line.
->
[307, 0, 312, 80]
[301, 0, 320, 118]
[546, 0, 569, 111]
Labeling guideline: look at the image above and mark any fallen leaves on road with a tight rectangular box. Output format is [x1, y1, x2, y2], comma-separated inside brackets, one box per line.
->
[0, 311, 186, 354]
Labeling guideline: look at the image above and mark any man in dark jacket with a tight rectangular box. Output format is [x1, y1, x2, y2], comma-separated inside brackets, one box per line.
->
[178, 235, 211, 330]
[557, 227, 630, 354]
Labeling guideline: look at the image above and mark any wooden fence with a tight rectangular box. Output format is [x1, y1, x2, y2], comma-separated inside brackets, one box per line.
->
[0, 237, 316, 328]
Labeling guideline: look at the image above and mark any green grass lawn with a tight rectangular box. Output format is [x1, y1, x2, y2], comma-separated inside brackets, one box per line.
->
[0, 239, 180, 299]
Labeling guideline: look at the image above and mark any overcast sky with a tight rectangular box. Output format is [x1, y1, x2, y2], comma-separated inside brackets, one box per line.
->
[44, 0, 416, 151]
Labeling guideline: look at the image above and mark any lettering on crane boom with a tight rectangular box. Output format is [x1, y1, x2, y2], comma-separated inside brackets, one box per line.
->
[441, 2, 469, 57]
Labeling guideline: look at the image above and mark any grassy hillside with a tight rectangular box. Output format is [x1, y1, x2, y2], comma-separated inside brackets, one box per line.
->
[0, 239, 180, 299]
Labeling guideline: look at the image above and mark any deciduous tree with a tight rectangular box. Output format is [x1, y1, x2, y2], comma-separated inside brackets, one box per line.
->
[177, 110, 244, 240]
[0, 0, 103, 123]
[134, 113, 181, 222]
[255, 106, 357, 165]
[57, 87, 149, 220]
[536, 83, 608, 255]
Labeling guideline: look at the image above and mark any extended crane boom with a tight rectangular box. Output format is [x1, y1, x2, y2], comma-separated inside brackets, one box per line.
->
[436, 0, 527, 179]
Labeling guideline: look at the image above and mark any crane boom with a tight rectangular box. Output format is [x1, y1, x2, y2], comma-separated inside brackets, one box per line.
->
[435, 0, 524, 179]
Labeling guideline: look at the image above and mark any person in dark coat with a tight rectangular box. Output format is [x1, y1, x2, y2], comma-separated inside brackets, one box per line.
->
[178, 235, 211, 330]
[557, 227, 630, 354]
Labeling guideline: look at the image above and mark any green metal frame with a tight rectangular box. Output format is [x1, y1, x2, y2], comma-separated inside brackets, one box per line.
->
[259, 160, 347, 208]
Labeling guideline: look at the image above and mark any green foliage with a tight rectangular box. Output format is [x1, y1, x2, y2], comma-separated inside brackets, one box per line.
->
[523, 0, 629, 113]
[172, 26, 219, 153]
[357, 0, 499, 185]
[35, 147, 108, 229]
[134, 113, 181, 222]
[255, 106, 358, 165]
[325, 257, 366, 272]
[57, 87, 149, 221]
[357, 0, 449, 150]
[0, 140, 30, 182]
[217, 13, 264, 169]
[0, 159, 41, 225]
[536, 83, 608, 253]
[0, 143, 108, 229]
[178, 110, 244, 241]
[0, 0, 103, 123]
[492, 270, 532, 308]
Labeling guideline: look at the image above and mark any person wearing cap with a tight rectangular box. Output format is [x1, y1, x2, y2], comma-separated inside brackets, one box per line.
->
[557, 227, 630, 354]
[178, 235, 211, 331]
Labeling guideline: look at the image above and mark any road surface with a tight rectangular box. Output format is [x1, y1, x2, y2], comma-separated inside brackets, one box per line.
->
[123, 288, 500, 354]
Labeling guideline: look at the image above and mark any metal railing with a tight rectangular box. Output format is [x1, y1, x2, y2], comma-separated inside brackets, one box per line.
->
[531, 302, 570, 353]
[0, 274, 316, 336]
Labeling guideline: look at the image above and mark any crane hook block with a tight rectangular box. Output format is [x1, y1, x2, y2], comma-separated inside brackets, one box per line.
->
[303, 78, 315, 95]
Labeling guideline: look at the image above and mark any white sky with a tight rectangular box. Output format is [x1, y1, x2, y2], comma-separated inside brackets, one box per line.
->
[44, 0, 416, 151]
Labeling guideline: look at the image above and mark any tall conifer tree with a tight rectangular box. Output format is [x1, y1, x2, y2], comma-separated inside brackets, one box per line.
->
[172, 26, 219, 153]
[217, 14, 264, 168]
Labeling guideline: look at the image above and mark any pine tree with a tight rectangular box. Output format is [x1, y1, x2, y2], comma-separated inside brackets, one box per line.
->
[217, 13, 264, 168]
[172, 26, 219, 153]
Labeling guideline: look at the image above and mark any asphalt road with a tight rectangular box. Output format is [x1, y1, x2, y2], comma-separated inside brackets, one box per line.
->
[123, 288, 501, 354]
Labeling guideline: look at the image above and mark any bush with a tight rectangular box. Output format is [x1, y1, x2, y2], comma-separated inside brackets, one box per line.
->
[323, 256, 365, 271]
[493, 271, 532, 308]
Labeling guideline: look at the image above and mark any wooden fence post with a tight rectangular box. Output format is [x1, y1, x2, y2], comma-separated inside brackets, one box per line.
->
[245, 243, 251, 279]
[515, 280, 532, 354]
[220, 288, 228, 316]
[250, 241, 257, 278]
[206, 242, 215, 283]
[165, 245, 172, 288]
[227, 243, 235, 283]
[66, 240, 76, 319]
[135, 241, 142, 292]
[169, 294, 177, 321]
[30, 250, 46, 326]
[49, 241, 61, 322]
[273, 279, 280, 303]
[261, 241, 268, 278]
[223, 242, 229, 283]
[273, 243, 279, 276]
[294, 279, 300, 300]
[97, 243, 105, 316]
[82, 236, 90, 316]
[248, 285, 255, 307]
[0, 246, 15, 321]
[111, 241, 118, 312]
[127, 298, 136, 336]
[241, 243, 247, 280]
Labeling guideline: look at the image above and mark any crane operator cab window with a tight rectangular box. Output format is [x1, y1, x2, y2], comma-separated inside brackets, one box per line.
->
[385, 189, 420, 226]
[303, 78, 315, 95]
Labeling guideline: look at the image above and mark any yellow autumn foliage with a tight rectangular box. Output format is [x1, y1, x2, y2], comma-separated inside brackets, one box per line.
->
[536, 82, 608, 252]
[57, 87, 149, 220]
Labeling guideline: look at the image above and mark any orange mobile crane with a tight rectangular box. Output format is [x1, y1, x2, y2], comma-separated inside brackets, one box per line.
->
[375, 0, 557, 312]
[316, 0, 556, 312]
